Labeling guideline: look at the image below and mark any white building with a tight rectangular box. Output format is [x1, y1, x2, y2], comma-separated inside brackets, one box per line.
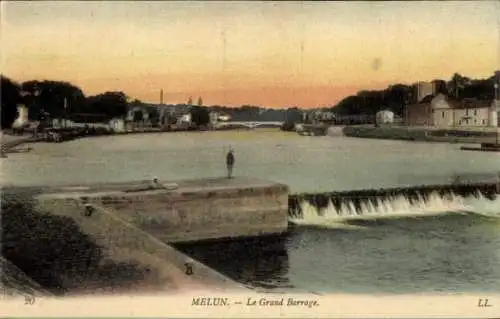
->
[430, 94, 497, 127]
[209, 111, 231, 125]
[12, 105, 29, 128]
[179, 113, 192, 124]
[218, 113, 231, 121]
[109, 118, 125, 133]
[376, 110, 394, 125]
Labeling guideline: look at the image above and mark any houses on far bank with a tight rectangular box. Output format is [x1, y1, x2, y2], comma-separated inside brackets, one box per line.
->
[405, 93, 498, 127]
[403, 73, 500, 128]
[136, 103, 232, 130]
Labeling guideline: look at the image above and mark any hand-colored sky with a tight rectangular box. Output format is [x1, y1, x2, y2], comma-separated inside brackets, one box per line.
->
[2, 1, 499, 108]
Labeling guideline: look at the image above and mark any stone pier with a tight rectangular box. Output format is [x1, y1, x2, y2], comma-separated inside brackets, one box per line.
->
[33, 177, 290, 243]
[2, 177, 288, 295]
[0, 257, 51, 298]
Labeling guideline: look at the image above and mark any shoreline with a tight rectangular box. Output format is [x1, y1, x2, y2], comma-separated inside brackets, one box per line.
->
[342, 125, 500, 144]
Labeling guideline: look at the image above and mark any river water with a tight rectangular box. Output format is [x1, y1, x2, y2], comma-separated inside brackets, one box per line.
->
[1, 129, 499, 192]
[1, 129, 499, 294]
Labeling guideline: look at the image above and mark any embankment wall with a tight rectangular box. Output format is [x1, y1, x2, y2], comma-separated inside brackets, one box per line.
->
[342, 125, 498, 144]
[1, 180, 253, 296]
[33, 178, 289, 244]
[1, 256, 51, 298]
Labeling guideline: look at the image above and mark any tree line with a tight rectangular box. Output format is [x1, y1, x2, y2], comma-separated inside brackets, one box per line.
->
[0, 75, 218, 130]
[1, 75, 301, 130]
[331, 72, 500, 117]
[1, 76, 129, 129]
[3, 71, 497, 130]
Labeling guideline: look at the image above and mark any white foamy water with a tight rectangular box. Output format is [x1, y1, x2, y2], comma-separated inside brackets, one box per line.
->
[289, 192, 500, 227]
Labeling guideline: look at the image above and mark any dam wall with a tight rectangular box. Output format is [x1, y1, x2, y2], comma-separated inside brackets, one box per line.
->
[342, 125, 498, 144]
[1, 180, 253, 296]
[30, 177, 289, 244]
[1, 177, 288, 295]
[1, 177, 287, 295]
[1, 256, 51, 298]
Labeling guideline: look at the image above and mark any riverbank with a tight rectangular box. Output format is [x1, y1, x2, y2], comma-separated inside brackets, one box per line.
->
[342, 125, 499, 144]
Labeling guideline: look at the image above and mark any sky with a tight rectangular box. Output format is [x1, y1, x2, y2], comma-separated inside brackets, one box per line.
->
[2, 1, 500, 108]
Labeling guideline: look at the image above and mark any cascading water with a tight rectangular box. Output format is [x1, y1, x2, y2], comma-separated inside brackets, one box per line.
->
[289, 191, 500, 227]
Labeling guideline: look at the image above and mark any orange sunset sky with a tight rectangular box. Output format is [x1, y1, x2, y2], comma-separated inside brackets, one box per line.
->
[1, 1, 500, 108]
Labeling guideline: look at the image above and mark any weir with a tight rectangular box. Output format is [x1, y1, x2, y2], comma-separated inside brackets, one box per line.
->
[288, 180, 500, 222]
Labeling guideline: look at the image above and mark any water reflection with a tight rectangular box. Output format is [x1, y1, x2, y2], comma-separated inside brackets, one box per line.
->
[173, 234, 292, 290]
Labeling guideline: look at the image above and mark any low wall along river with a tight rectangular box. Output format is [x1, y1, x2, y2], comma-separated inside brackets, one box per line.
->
[32, 177, 290, 243]
[342, 125, 499, 144]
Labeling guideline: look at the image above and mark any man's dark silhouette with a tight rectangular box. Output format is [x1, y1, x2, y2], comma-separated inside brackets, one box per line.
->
[226, 148, 235, 179]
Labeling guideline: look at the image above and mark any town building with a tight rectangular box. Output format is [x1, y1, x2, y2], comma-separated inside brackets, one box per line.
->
[209, 111, 231, 126]
[376, 110, 395, 125]
[405, 93, 498, 127]
[12, 105, 29, 128]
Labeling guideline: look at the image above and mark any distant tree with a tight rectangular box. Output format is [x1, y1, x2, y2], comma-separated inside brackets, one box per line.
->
[1, 75, 21, 129]
[462, 79, 495, 100]
[284, 109, 303, 124]
[21, 80, 86, 119]
[165, 114, 177, 125]
[383, 84, 412, 115]
[129, 99, 143, 107]
[495, 71, 500, 99]
[431, 80, 448, 95]
[190, 106, 210, 128]
[86, 91, 128, 119]
[332, 83, 411, 117]
[447, 73, 470, 99]
[147, 108, 160, 126]
[197, 96, 203, 106]
[187, 96, 193, 106]
[132, 110, 143, 122]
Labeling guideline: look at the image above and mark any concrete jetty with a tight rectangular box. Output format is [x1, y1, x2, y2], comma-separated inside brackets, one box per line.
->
[1, 257, 51, 298]
[2, 177, 288, 295]
[30, 177, 290, 243]
[2, 178, 278, 295]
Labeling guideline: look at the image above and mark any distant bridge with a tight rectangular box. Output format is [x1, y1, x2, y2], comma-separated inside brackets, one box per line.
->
[214, 121, 284, 129]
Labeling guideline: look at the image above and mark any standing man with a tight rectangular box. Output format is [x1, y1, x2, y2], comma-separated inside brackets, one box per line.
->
[226, 147, 235, 179]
